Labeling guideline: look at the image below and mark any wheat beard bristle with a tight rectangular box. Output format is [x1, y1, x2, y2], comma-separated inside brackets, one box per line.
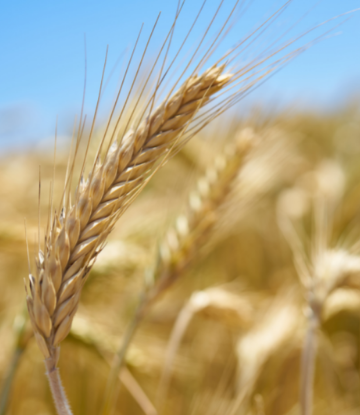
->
[25, 63, 232, 361]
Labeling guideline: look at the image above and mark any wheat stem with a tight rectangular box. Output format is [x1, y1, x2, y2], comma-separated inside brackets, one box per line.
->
[300, 305, 320, 415]
[45, 358, 73, 415]
[0, 311, 31, 415]
[0, 349, 22, 415]
[101, 292, 147, 415]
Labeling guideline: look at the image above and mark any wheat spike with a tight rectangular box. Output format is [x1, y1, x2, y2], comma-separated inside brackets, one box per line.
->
[25, 64, 233, 367]
[147, 128, 254, 303]
[157, 286, 254, 407]
[277, 160, 360, 415]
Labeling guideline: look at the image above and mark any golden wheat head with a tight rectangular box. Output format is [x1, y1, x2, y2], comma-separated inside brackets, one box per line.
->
[25, 64, 233, 366]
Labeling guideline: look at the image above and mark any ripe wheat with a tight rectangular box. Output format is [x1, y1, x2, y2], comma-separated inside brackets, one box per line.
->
[22, 1, 322, 413]
[25, 65, 232, 368]
[277, 161, 360, 415]
[146, 128, 255, 304]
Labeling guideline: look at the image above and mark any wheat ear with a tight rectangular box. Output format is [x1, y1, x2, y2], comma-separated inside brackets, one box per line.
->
[277, 161, 360, 415]
[24, 65, 232, 414]
[147, 128, 254, 304]
[157, 287, 254, 409]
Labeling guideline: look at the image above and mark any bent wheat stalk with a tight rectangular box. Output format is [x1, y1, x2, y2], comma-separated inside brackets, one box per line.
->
[158, 286, 254, 409]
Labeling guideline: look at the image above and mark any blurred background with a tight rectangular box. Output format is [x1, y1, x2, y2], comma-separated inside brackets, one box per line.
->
[1, 1, 360, 414]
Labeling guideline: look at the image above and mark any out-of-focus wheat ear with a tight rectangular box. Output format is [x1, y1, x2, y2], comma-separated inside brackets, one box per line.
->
[232, 291, 300, 415]
[157, 287, 254, 409]
[147, 128, 255, 304]
[276, 160, 360, 415]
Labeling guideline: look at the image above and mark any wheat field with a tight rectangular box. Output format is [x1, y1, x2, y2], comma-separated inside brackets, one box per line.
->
[1, 1, 360, 415]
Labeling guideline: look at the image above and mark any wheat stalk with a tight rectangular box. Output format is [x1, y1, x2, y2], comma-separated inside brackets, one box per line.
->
[0, 313, 31, 415]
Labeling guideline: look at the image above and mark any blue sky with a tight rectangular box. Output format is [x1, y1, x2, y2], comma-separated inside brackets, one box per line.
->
[0, 0, 359, 150]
